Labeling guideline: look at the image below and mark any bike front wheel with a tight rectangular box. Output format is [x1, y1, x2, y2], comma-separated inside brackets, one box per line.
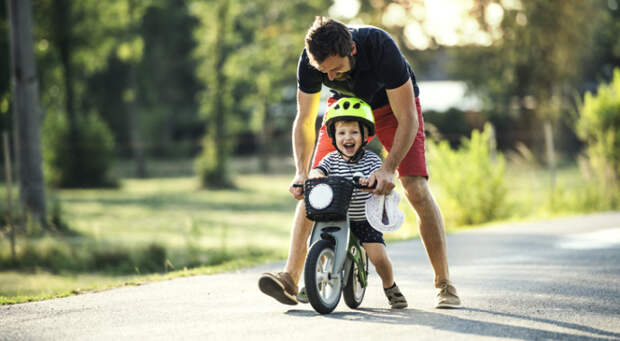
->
[304, 239, 342, 314]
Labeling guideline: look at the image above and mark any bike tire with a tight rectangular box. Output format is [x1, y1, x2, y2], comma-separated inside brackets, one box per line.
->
[343, 251, 368, 309]
[304, 239, 342, 314]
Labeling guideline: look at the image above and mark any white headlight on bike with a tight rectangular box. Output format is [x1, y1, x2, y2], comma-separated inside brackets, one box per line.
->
[308, 183, 333, 210]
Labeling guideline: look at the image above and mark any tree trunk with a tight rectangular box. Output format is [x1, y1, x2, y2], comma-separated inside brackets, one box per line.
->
[258, 97, 271, 172]
[214, 0, 228, 180]
[127, 0, 147, 178]
[3, 132, 16, 260]
[210, 0, 230, 186]
[6, 0, 47, 227]
[543, 119, 556, 189]
[53, 0, 78, 179]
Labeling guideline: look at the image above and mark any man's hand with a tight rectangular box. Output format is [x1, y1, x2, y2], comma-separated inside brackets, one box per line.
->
[289, 174, 307, 200]
[367, 167, 395, 195]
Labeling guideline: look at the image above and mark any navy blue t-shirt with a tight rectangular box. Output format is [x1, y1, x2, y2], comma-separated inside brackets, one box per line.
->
[297, 26, 419, 109]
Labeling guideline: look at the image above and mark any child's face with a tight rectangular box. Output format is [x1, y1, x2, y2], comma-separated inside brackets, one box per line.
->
[334, 121, 365, 160]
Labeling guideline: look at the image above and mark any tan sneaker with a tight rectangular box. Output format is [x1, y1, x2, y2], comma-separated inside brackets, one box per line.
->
[435, 282, 461, 308]
[384, 283, 408, 309]
[258, 272, 298, 305]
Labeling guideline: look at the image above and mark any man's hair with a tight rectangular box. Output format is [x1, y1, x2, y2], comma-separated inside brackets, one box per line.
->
[305, 17, 353, 65]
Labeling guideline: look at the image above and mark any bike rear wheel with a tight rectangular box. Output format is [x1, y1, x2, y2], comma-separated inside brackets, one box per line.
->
[343, 247, 368, 309]
[304, 239, 342, 314]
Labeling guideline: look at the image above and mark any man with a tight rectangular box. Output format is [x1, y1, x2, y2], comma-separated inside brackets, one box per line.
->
[258, 16, 461, 309]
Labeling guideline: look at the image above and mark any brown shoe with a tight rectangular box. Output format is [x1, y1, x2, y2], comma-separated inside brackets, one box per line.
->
[384, 283, 408, 309]
[258, 272, 298, 305]
[435, 282, 461, 308]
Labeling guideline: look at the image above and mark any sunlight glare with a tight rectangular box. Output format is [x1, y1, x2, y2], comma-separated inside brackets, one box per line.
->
[404, 22, 430, 50]
[516, 13, 528, 26]
[556, 228, 620, 250]
[383, 3, 408, 27]
[329, 0, 361, 20]
[424, 0, 473, 46]
[501, 0, 523, 11]
[486, 3, 504, 28]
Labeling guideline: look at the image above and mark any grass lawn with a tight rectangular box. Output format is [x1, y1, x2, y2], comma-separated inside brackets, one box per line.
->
[1, 171, 298, 302]
[0, 156, 423, 304]
[0, 157, 608, 304]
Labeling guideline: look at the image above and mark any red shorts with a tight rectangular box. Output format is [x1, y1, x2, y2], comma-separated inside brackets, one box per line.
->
[312, 97, 428, 178]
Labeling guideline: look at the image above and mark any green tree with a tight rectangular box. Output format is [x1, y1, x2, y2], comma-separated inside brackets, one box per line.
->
[582, 2, 620, 86]
[230, 0, 331, 171]
[136, 0, 202, 158]
[192, 0, 333, 186]
[34, 0, 171, 187]
[33, 0, 125, 187]
[449, 1, 599, 186]
[78, 0, 202, 162]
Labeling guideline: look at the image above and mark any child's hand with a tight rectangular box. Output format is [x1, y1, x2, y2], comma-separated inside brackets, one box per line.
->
[358, 177, 369, 186]
[308, 169, 326, 179]
[357, 176, 379, 192]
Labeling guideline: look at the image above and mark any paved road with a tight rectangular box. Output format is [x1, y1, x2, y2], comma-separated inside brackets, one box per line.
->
[2, 212, 619, 340]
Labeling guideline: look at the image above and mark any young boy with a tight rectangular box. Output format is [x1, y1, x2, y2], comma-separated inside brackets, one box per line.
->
[304, 97, 407, 309]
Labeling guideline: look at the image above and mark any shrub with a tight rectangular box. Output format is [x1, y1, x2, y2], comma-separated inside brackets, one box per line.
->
[428, 123, 507, 226]
[42, 110, 117, 188]
[575, 67, 620, 207]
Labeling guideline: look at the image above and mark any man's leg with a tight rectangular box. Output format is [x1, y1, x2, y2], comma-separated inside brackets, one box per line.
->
[400, 175, 449, 285]
[283, 201, 313, 283]
[258, 111, 336, 305]
[258, 203, 311, 305]
[400, 175, 461, 308]
[373, 97, 460, 308]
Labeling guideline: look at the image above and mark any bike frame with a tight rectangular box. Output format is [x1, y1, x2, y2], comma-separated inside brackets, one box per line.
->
[346, 233, 368, 288]
[307, 219, 368, 288]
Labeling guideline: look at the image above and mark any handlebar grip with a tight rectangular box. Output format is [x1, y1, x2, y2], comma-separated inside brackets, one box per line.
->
[292, 183, 304, 193]
[352, 176, 377, 189]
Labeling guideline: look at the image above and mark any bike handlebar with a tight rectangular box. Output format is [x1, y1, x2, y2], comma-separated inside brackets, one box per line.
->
[292, 177, 376, 193]
[352, 175, 377, 190]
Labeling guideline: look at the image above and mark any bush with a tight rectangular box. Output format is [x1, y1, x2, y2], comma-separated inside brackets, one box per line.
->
[42, 110, 117, 188]
[576, 67, 620, 204]
[428, 123, 507, 226]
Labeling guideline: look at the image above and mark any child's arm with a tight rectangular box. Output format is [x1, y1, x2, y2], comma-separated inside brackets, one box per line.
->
[308, 168, 326, 178]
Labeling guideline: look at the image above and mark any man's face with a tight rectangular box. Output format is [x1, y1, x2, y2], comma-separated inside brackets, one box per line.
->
[310, 44, 357, 81]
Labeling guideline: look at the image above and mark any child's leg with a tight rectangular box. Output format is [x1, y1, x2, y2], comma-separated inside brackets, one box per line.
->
[363, 242, 395, 289]
[363, 242, 408, 309]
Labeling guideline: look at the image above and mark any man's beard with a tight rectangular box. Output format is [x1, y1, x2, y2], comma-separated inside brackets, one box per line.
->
[335, 55, 356, 81]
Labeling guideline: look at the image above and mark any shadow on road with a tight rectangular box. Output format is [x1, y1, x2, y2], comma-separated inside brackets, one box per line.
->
[285, 307, 619, 340]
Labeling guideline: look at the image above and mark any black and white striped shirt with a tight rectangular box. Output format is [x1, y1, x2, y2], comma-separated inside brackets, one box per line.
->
[315, 150, 382, 221]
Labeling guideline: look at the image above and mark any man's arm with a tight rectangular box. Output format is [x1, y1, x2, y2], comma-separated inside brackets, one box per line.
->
[290, 89, 321, 199]
[368, 79, 419, 194]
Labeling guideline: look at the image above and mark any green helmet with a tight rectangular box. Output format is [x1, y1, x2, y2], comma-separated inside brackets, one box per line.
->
[325, 97, 375, 140]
